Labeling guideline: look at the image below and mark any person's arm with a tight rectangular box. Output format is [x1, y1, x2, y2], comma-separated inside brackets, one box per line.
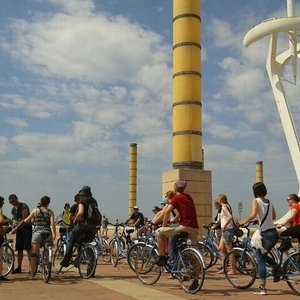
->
[272, 205, 276, 220]
[152, 210, 164, 225]
[238, 199, 258, 226]
[73, 203, 84, 224]
[0, 212, 4, 226]
[162, 204, 173, 227]
[279, 208, 297, 227]
[50, 210, 56, 241]
[132, 217, 141, 227]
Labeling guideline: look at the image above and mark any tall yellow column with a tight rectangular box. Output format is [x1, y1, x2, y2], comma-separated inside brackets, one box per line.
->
[163, 0, 212, 236]
[128, 143, 137, 216]
[256, 161, 264, 183]
[173, 0, 202, 169]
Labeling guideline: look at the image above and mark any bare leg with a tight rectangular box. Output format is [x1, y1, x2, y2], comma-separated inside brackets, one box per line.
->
[29, 244, 39, 278]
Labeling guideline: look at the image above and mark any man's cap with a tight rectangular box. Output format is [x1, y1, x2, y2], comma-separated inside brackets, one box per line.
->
[160, 199, 168, 205]
[78, 185, 92, 197]
[174, 180, 187, 192]
[133, 205, 139, 209]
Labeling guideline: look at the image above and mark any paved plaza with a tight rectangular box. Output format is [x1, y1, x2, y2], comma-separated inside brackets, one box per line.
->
[1, 257, 299, 300]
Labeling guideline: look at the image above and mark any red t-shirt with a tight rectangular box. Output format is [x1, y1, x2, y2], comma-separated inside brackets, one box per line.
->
[291, 203, 300, 226]
[169, 193, 199, 229]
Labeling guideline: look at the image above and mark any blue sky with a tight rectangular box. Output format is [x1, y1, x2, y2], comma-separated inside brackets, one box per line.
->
[1, 0, 300, 221]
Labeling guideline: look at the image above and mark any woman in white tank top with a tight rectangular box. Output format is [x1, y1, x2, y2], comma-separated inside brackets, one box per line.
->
[238, 182, 278, 295]
[214, 194, 236, 275]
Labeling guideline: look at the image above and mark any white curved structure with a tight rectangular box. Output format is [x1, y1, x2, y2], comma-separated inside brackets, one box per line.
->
[244, 0, 300, 194]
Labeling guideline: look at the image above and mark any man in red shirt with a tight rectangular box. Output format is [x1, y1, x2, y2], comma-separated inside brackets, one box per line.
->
[155, 180, 199, 266]
[278, 193, 300, 247]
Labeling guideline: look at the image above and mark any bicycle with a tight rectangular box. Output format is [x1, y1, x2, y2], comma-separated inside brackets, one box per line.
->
[109, 222, 135, 267]
[127, 223, 156, 272]
[33, 238, 53, 283]
[134, 232, 205, 294]
[223, 221, 279, 290]
[197, 223, 222, 269]
[2, 226, 14, 276]
[53, 232, 97, 279]
[91, 227, 111, 263]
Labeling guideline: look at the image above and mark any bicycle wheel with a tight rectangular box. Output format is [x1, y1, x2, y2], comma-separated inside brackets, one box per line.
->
[2, 244, 14, 276]
[176, 248, 205, 294]
[224, 248, 256, 289]
[135, 245, 162, 285]
[197, 242, 214, 270]
[127, 242, 145, 272]
[110, 239, 120, 267]
[78, 244, 97, 279]
[101, 239, 111, 263]
[283, 251, 300, 295]
[42, 247, 52, 283]
[53, 243, 65, 273]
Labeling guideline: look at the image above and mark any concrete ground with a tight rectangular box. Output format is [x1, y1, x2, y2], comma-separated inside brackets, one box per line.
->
[1, 255, 299, 300]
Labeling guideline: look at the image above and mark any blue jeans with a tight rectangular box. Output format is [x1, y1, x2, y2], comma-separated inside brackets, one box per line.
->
[256, 228, 278, 284]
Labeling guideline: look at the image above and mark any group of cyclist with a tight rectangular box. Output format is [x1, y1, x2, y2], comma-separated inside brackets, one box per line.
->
[1, 180, 300, 296]
[211, 182, 300, 295]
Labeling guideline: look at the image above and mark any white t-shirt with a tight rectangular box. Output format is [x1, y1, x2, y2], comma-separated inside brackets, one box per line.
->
[220, 204, 233, 229]
[255, 197, 275, 232]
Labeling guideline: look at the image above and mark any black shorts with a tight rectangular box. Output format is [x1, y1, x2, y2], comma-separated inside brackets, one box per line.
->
[0, 235, 4, 247]
[16, 227, 32, 251]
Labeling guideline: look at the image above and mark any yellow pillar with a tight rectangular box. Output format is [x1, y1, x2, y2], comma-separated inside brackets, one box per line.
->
[128, 143, 137, 216]
[256, 161, 264, 183]
[173, 0, 202, 169]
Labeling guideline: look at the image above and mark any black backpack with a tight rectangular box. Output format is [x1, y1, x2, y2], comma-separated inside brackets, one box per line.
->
[86, 199, 102, 226]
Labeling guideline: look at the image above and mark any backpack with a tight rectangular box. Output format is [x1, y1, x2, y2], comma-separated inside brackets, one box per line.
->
[86, 199, 102, 226]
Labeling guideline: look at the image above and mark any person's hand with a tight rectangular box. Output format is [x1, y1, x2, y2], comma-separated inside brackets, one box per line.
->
[236, 220, 242, 226]
[276, 223, 283, 228]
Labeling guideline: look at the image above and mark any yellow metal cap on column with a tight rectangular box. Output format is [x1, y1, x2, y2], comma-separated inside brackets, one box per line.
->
[173, 0, 202, 169]
[128, 143, 137, 216]
[256, 161, 264, 183]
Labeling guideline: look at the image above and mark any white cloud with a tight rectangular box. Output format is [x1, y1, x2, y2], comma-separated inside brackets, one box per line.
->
[2, 12, 168, 85]
[48, 0, 95, 16]
[5, 117, 28, 130]
[0, 93, 64, 119]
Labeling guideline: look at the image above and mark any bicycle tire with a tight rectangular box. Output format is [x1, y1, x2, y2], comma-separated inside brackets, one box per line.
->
[2, 244, 14, 276]
[283, 251, 300, 295]
[101, 239, 111, 263]
[42, 247, 52, 283]
[127, 242, 146, 272]
[53, 243, 65, 273]
[176, 248, 205, 294]
[78, 244, 97, 279]
[224, 248, 256, 289]
[135, 245, 161, 285]
[110, 239, 120, 267]
[197, 242, 214, 270]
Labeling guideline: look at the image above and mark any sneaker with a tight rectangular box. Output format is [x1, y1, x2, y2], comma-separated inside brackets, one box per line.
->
[12, 266, 22, 274]
[253, 286, 267, 295]
[0, 275, 9, 281]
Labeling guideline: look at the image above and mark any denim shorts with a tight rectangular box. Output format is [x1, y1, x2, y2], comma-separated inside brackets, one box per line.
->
[32, 231, 52, 244]
[222, 228, 234, 244]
